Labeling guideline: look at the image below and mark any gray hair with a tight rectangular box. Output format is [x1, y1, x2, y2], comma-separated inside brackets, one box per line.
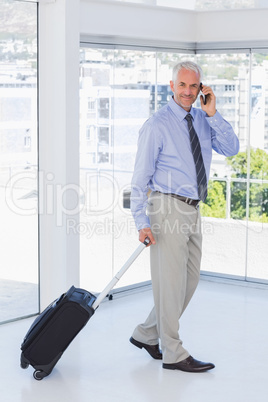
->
[172, 61, 203, 83]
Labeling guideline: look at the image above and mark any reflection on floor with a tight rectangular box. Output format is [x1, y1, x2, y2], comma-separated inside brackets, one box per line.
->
[1, 278, 268, 402]
[0, 279, 38, 323]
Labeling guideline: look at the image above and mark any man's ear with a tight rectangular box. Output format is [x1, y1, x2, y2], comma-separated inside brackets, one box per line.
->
[170, 80, 174, 92]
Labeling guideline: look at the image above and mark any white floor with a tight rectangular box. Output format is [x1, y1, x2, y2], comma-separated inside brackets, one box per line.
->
[1, 278, 268, 402]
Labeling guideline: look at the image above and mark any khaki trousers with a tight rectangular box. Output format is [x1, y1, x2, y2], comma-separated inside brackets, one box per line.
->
[132, 192, 202, 364]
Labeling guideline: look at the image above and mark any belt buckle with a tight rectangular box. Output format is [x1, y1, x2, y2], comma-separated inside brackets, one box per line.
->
[186, 197, 199, 209]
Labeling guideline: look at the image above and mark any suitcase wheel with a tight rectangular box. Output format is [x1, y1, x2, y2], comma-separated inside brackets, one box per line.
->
[33, 370, 46, 381]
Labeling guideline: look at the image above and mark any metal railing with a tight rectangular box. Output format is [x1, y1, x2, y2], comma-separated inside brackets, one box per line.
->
[80, 167, 268, 222]
[209, 176, 268, 220]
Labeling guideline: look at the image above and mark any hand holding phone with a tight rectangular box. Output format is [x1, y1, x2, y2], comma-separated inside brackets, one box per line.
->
[200, 83, 207, 105]
[199, 83, 217, 117]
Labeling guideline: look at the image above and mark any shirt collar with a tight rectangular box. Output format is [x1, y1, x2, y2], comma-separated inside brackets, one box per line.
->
[168, 96, 196, 122]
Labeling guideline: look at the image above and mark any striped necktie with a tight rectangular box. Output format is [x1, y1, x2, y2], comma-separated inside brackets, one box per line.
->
[185, 113, 207, 202]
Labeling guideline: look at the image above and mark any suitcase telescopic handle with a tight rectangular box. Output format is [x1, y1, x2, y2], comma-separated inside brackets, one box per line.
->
[92, 238, 150, 310]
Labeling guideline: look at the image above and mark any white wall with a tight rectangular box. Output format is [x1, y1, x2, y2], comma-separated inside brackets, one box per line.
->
[39, 0, 80, 309]
[80, 0, 196, 46]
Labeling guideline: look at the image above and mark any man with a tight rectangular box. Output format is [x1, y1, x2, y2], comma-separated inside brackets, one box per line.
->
[129, 61, 239, 372]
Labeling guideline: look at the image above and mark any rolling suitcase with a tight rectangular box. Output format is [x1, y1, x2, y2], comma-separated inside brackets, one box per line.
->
[20, 238, 149, 380]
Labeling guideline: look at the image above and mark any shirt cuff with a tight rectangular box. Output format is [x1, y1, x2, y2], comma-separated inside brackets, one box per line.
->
[135, 216, 151, 231]
[206, 110, 221, 126]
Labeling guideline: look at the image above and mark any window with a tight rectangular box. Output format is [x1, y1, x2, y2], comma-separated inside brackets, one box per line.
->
[0, 0, 38, 323]
[195, 53, 250, 279]
[79, 48, 157, 292]
[98, 126, 109, 144]
[98, 98, 110, 119]
[87, 98, 96, 119]
[246, 52, 268, 282]
[80, 45, 268, 289]
[79, 48, 196, 291]
[24, 133, 31, 149]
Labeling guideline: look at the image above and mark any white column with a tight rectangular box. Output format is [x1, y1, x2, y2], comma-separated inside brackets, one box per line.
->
[38, 0, 80, 309]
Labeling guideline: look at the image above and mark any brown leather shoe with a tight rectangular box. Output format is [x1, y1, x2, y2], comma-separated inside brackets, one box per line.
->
[163, 356, 215, 372]
[129, 337, 162, 360]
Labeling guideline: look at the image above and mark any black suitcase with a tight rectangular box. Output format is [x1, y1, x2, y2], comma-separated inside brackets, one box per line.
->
[20, 239, 149, 380]
[20, 286, 96, 380]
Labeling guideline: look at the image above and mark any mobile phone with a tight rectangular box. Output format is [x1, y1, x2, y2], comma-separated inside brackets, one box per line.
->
[200, 83, 207, 105]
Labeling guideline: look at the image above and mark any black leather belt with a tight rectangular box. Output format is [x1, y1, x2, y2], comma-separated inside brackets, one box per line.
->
[156, 191, 200, 209]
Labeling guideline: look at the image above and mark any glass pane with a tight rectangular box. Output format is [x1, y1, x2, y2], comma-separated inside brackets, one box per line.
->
[196, 53, 250, 278]
[79, 48, 114, 292]
[80, 48, 156, 291]
[247, 53, 268, 281]
[0, 0, 38, 323]
[112, 49, 156, 287]
[79, 48, 197, 291]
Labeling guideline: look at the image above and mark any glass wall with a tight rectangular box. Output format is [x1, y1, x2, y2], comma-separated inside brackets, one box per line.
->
[79, 48, 194, 292]
[246, 52, 268, 281]
[79, 45, 268, 291]
[196, 52, 250, 279]
[0, 0, 38, 323]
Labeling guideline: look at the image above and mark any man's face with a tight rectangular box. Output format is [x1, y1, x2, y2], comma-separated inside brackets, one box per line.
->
[170, 68, 201, 111]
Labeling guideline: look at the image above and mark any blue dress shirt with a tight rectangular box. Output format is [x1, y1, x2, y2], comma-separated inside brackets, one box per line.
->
[131, 97, 240, 230]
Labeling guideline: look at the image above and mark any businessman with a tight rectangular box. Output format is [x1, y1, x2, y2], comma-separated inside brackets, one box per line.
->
[129, 61, 239, 372]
